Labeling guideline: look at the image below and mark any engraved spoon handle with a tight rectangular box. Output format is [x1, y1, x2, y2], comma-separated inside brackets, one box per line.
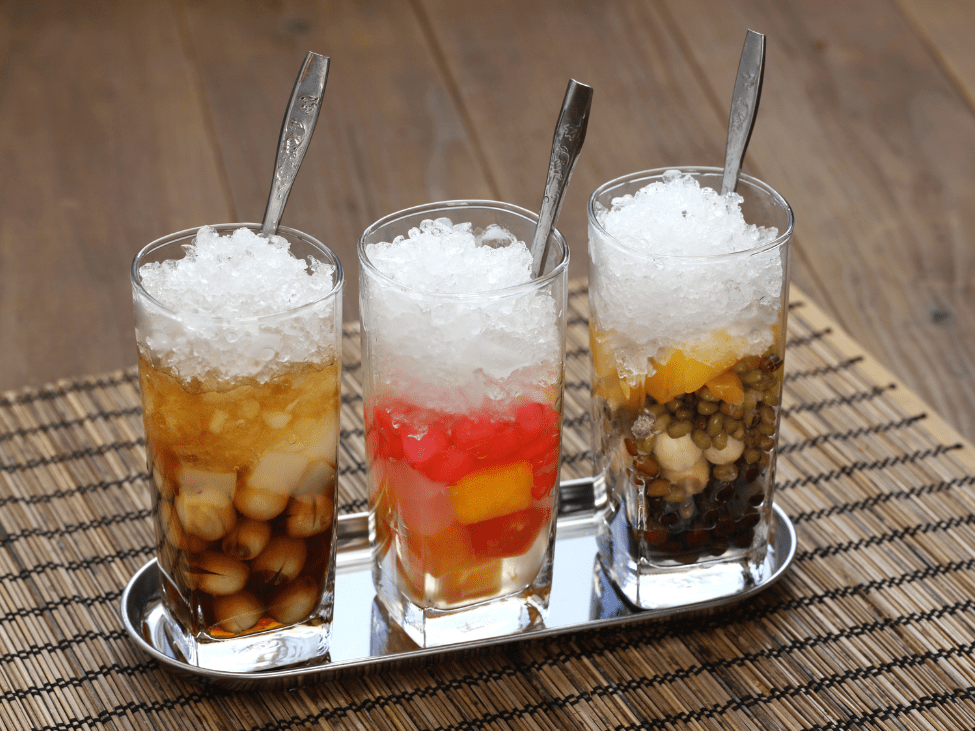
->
[530, 79, 594, 278]
[721, 30, 765, 196]
[262, 52, 330, 237]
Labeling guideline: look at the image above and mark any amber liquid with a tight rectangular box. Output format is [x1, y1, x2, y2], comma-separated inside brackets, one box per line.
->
[590, 326, 784, 567]
[367, 388, 562, 611]
[139, 353, 340, 639]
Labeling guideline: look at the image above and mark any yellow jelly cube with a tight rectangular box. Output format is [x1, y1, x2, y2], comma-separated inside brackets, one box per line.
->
[589, 323, 619, 379]
[436, 559, 503, 606]
[449, 462, 533, 525]
[644, 331, 744, 404]
[705, 371, 745, 405]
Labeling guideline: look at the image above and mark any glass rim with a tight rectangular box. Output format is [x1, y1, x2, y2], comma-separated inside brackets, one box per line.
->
[587, 166, 795, 262]
[357, 199, 570, 302]
[131, 222, 344, 322]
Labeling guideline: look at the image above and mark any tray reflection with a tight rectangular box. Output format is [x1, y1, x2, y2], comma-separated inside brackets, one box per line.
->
[121, 479, 796, 688]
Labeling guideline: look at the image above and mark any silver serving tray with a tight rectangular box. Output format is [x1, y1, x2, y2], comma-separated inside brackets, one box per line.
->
[121, 478, 796, 689]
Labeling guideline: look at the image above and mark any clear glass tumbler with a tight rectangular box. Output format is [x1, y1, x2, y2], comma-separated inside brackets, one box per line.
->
[359, 201, 569, 647]
[131, 223, 343, 671]
[587, 167, 794, 609]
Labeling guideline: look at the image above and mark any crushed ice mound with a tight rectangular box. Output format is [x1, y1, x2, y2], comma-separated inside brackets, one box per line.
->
[362, 217, 561, 395]
[135, 226, 339, 383]
[590, 171, 785, 382]
[140, 226, 335, 317]
[365, 218, 534, 294]
[597, 170, 778, 256]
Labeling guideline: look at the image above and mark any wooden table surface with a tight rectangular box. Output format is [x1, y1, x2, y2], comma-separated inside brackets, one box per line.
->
[2, 0, 974, 445]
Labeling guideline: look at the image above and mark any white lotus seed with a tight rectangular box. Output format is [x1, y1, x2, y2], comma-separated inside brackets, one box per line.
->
[190, 551, 249, 596]
[176, 488, 237, 541]
[653, 432, 703, 473]
[222, 518, 271, 560]
[234, 488, 289, 521]
[704, 435, 745, 465]
[284, 493, 334, 538]
[252, 536, 307, 586]
[212, 591, 265, 634]
[662, 456, 710, 495]
[268, 576, 320, 626]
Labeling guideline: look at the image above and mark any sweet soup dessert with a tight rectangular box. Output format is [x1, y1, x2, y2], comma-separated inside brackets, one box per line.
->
[588, 169, 789, 607]
[134, 225, 341, 666]
[360, 213, 566, 644]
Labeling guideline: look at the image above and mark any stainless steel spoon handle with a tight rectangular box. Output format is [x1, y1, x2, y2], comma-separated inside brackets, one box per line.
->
[721, 30, 765, 196]
[262, 52, 330, 237]
[530, 79, 593, 278]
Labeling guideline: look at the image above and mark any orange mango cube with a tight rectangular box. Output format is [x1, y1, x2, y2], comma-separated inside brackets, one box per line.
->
[644, 332, 743, 404]
[449, 461, 533, 525]
[437, 559, 503, 605]
[589, 323, 619, 379]
[705, 371, 745, 405]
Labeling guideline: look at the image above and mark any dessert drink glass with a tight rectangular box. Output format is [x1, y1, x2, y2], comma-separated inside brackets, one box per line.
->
[131, 223, 343, 671]
[587, 167, 793, 609]
[359, 201, 568, 647]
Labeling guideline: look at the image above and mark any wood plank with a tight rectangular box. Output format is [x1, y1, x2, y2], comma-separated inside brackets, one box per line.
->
[178, 0, 497, 324]
[417, 0, 728, 287]
[0, 0, 232, 391]
[421, 0, 975, 444]
[897, 0, 975, 110]
[1, 0, 974, 457]
[662, 0, 975, 443]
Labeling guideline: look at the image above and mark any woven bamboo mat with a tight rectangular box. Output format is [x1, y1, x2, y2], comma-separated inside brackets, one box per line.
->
[2, 279, 975, 730]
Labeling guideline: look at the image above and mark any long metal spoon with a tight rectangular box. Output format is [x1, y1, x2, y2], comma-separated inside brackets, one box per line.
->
[530, 79, 594, 278]
[261, 52, 331, 237]
[720, 30, 765, 196]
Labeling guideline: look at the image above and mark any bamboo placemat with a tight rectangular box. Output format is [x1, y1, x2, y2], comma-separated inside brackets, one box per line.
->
[2, 279, 975, 730]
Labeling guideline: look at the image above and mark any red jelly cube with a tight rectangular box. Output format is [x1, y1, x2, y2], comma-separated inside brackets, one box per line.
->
[468, 506, 550, 560]
[479, 423, 520, 463]
[424, 446, 476, 485]
[516, 402, 556, 442]
[452, 415, 497, 451]
[368, 407, 404, 461]
[530, 449, 559, 500]
[402, 426, 449, 468]
[518, 429, 561, 463]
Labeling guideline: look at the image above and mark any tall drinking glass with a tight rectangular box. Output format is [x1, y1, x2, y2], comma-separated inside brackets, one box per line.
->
[132, 223, 343, 671]
[587, 167, 793, 608]
[359, 201, 568, 647]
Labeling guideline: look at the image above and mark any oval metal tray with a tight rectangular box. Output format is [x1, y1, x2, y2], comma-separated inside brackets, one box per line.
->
[121, 478, 796, 689]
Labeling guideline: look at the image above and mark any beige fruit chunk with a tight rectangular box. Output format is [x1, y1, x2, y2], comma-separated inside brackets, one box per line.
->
[263, 411, 292, 430]
[208, 409, 229, 434]
[252, 536, 307, 586]
[248, 452, 310, 494]
[269, 576, 320, 625]
[179, 467, 236, 498]
[222, 519, 271, 560]
[212, 591, 265, 634]
[292, 460, 336, 497]
[190, 551, 249, 595]
[299, 415, 339, 464]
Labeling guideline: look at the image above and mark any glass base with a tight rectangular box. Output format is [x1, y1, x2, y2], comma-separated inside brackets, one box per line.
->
[159, 607, 332, 672]
[373, 548, 553, 648]
[596, 492, 774, 610]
